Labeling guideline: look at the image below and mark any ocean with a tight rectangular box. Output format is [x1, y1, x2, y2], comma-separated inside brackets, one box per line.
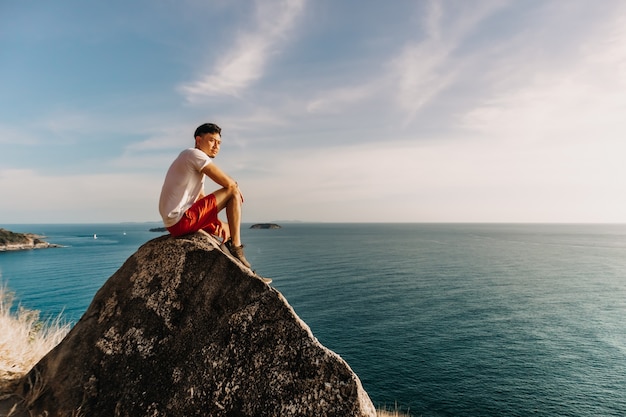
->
[1, 222, 625, 416]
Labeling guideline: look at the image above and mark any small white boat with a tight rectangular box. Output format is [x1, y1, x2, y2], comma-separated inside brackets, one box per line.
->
[93, 234, 98, 239]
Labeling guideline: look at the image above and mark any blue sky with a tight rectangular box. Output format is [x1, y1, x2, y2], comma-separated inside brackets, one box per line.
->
[1, 0, 625, 223]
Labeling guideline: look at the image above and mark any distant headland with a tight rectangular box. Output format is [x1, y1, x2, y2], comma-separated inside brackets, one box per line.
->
[0, 228, 62, 252]
[250, 223, 281, 229]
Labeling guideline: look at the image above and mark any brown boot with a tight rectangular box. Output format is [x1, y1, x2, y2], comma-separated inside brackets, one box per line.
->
[225, 240, 252, 269]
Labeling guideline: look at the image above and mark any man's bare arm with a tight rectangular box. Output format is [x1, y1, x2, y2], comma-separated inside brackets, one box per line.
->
[202, 163, 237, 189]
[202, 163, 244, 203]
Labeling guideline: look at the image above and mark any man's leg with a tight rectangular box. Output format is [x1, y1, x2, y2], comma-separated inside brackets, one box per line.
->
[211, 185, 251, 268]
[212, 184, 244, 246]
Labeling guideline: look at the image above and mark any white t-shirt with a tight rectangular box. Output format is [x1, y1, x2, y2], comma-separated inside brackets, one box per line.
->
[159, 148, 212, 227]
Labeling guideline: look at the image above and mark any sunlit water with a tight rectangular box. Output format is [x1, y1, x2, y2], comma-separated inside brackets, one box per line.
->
[2, 223, 625, 416]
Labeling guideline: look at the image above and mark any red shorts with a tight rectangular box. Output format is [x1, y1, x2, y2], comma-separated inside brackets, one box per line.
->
[167, 194, 220, 237]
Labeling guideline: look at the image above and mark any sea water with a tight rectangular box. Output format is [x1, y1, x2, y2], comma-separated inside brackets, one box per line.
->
[1, 223, 625, 416]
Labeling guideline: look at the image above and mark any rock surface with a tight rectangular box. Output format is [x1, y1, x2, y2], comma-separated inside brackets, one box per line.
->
[11, 232, 376, 417]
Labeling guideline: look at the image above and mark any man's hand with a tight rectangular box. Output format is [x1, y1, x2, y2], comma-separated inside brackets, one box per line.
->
[238, 185, 245, 204]
[213, 219, 230, 243]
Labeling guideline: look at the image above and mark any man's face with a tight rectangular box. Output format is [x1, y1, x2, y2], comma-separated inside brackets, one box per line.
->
[196, 132, 221, 158]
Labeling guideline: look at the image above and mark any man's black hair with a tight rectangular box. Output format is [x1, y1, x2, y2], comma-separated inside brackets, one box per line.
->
[194, 123, 221, 138]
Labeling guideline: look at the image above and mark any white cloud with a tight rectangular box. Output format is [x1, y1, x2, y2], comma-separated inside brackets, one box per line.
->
[387, 0, 508, 124]
[123, 125, 191, 153]
[237, 121, 626, 223]
[301, 0, 509, 126]
[180, 0, 305, 99]
[0, 169, 161, 223]
[4, 0, 626, 224]
[460, 4, 626, 147]
[306, 84, 375, 114]
[206, 1, 626, 223]
[0, 125, 40, 145]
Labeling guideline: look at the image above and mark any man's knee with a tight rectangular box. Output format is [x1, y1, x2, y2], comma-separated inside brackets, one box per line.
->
[225, 184, 242, 200]
[212, 186, 234, 210]
[212, 184, 241, 210]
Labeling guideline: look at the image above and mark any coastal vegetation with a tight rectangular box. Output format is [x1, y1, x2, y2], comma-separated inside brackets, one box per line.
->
[378, 407, 410, 416]
[0, 228, 37, 245]
[0, 228, 59, 251]
[0, 284, 70, 392]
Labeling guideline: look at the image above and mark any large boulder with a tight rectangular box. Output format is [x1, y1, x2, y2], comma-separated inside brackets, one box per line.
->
[14, 233, 376, 417]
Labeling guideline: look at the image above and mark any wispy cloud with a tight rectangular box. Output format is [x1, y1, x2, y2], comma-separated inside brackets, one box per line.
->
[388, 0, 507, 124]
[3, 0, 626, 223]
[0, 168, 160, 223]
[460, 2, 626, 145]
[0, 125, 40, 145]
[123, 126, 191, 152]
[238, 1, 626, 223]
[180, 0, 305, 99]
[306, 84, 375, 114]
[301, 0, 508, 126]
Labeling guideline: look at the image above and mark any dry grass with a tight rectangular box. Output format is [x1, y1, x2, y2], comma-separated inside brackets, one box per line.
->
[377, 403, 412, 416]
[0, 283, 70, 386]
[377, 411, 409, 416]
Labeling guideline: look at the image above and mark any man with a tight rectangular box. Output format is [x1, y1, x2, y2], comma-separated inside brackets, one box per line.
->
[159, 122, 251, 269]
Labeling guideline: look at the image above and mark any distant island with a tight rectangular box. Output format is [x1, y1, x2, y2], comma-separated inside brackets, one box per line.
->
[250, 223, 281, 229]
[0, 228, 61, 252]
[149, 224, 282, 232]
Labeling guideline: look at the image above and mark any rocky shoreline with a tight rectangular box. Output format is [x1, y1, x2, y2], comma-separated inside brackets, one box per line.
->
[0, 228, 62, 252]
